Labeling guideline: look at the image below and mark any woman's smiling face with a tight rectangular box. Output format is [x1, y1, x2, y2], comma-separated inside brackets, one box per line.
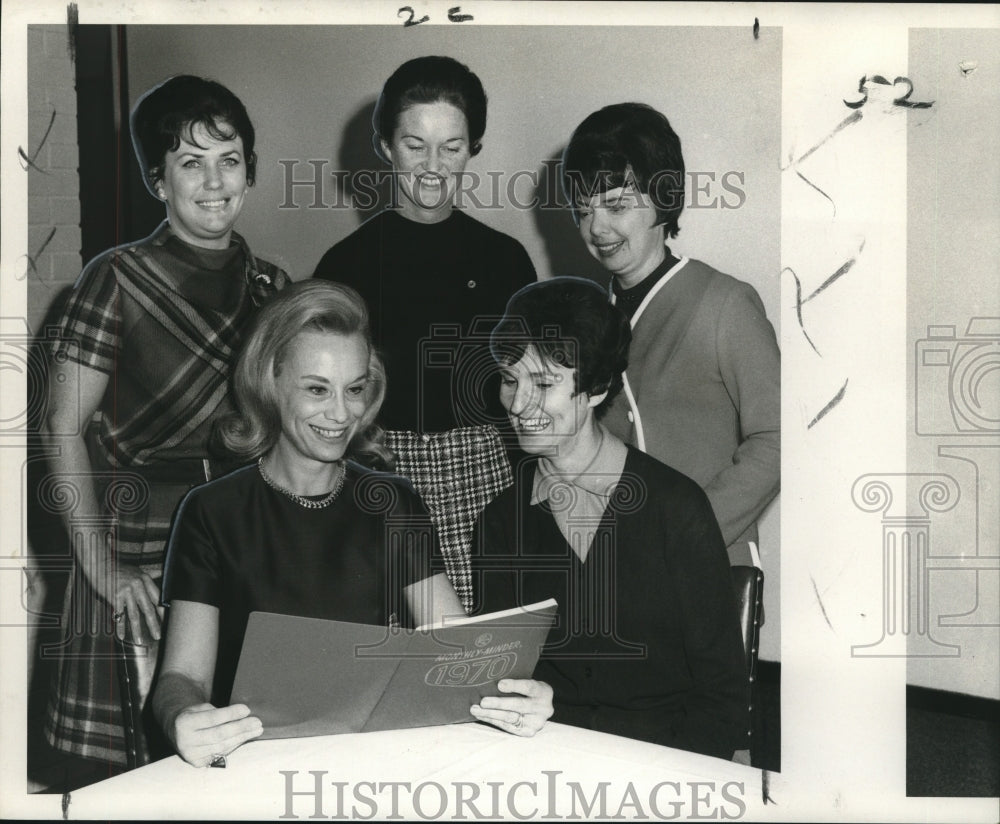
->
[272, 330, 372, 469]
[577, 185, 666, 288]
[499, 345, 597, 458]
[157, 120, 248, 249]
[381, 101, 471, 224]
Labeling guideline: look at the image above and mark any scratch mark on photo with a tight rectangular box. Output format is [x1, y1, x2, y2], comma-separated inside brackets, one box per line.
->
[811, 576, 834, 631]
[66, 3, 79, 62]
[762, 769, 775, 804]
[808, 380, 848, 429]
[794, 167, 836, 216]
[18, 227, 58, 283]
[784, 266, 821, 356]
[802, 239, 866, 305]
[781, 109, 862, 171]
[18, 109, 56, 173]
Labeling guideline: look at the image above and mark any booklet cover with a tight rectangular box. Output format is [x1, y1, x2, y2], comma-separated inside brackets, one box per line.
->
[230, 599, 558, 739]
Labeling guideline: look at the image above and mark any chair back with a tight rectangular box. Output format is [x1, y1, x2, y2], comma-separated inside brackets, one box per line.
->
[385, 426, 513, 613]
[731, 565, 764, 677]
[730, 563, 763, 765]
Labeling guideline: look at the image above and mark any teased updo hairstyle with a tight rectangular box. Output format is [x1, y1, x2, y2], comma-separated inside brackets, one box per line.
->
[131, 74, 258, 195]
[373, 55, 488, 160]
[561, 102, 685, 238]
[217, 280, 394, 469]
[490, 277, 630, 419]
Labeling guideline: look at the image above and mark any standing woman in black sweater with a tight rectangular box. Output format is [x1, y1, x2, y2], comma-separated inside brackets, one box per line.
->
[313, 56, 536, 434]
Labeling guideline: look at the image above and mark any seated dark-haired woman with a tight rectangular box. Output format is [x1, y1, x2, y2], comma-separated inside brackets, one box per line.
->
[471, 277, 748, 760]
[153, 281, 551, 767]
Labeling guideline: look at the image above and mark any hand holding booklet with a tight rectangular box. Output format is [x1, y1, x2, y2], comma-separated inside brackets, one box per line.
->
[230, 599, 558, 739]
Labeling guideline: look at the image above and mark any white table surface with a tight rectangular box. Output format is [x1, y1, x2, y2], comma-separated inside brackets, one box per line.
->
[60, 721, 764, 820]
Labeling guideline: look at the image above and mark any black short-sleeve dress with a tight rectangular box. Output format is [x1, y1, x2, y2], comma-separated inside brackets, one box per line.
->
[162, 461, 437, 704]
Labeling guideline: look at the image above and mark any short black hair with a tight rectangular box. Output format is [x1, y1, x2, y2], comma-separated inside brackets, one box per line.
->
[373, 56, 487, 159]
[561, 102, 685, 238]
[490, 277, 631, 418]
[131, 75, 258, 193]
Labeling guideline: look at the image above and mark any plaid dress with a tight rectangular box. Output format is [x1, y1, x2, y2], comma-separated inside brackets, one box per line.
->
[43, 221, 286, 767]
[384, 426, 513, 612]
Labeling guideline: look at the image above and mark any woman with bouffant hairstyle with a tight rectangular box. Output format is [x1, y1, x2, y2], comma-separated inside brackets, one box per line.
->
[562, 102, 780, 567]
[154, 281, 469, 767]
[216, 280, 392, 469]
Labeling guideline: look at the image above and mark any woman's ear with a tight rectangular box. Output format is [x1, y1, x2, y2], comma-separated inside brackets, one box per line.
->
[587, 390, 608, 409]
[149, 174, 166, 199]
[377, 136, 393, 164]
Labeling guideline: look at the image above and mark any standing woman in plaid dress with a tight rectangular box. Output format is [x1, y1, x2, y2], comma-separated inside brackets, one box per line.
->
[41, 75, 286, 771]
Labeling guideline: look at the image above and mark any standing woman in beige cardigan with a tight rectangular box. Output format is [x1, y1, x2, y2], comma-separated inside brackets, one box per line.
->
[561, 102, 780, 566]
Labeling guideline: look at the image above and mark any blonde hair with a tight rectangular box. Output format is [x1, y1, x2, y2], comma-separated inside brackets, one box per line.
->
[218, 280, 395, 469]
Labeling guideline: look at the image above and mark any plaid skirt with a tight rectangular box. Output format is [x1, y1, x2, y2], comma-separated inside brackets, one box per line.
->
[384, 426, 513, 612]
[43, 449, 222, 768]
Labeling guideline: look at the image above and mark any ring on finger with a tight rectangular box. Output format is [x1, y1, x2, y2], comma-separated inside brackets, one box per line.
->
[512, 712, 523, 730]
[209, 754, 227, 768]
[112, 611, 125, 622]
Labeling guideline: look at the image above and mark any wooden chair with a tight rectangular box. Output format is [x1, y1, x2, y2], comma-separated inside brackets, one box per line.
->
[731, 543, 764, 766]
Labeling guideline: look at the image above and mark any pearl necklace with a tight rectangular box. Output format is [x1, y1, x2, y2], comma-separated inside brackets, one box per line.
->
[257, 457, 346, 509]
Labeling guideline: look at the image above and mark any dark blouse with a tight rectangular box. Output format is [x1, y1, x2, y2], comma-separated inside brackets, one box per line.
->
[162, 462, 436, 703]
[473, 447, 749, 760]
[610, 249, 680, 321]
[313, 209, 536, 432]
